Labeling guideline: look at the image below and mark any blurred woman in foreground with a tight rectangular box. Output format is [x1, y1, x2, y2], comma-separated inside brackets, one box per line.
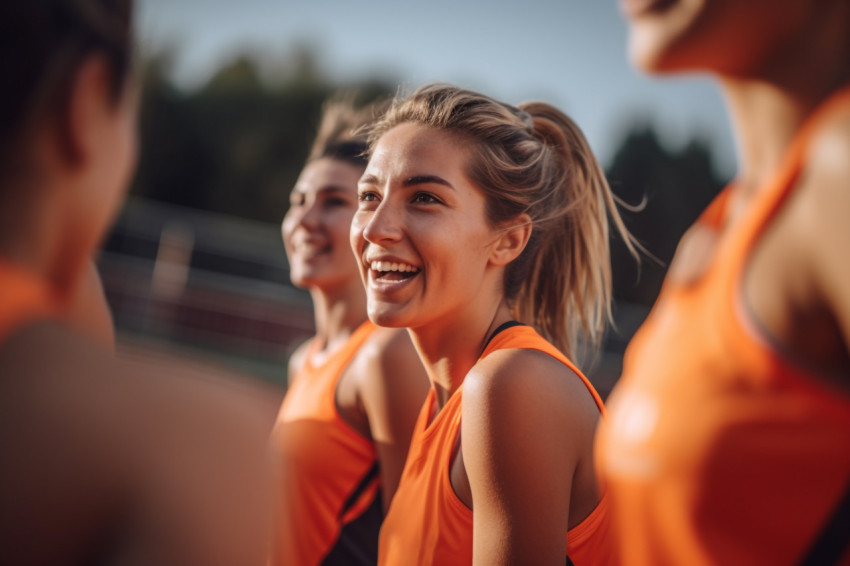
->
[598, 0, 850, 563]
[0, 1, 273, 564]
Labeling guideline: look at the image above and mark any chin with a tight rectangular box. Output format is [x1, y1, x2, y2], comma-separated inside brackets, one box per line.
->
[629, 32, 707, 75]
[288, 270, 311, 289]
[628, 29, 672, 73]
[366, 303, 411, 329]
[291, 271, 329, 291]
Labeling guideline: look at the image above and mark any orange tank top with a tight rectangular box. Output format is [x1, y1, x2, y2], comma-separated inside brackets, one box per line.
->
[378, 325, 612, 566]
[596, 88, 850, 566]
[270, 321, 382, 566]
[0, 260, 57, 345]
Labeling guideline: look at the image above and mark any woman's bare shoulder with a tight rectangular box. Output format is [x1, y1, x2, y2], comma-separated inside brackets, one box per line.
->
[465, 347, 600, 429]
[350, 326, 428, 425]
[807, 102, 850, 180]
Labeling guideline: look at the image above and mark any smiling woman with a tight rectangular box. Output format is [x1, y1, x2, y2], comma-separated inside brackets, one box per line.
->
[353, 127, 497, 335]
[350, 84, 638, 566]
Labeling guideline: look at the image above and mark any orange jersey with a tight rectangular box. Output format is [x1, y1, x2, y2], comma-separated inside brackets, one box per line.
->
[379, 324, 612, 566]
[0, 260, 57, 344]
[270, 321, 383, 566]
[597, 88, 850, 566]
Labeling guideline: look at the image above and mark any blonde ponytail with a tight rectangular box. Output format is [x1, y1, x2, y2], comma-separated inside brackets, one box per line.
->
[510, 103, 637, 359]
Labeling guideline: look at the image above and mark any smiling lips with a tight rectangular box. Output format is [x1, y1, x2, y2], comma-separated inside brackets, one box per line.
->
[291, 240, 330, 258]
[367, 260, 421, 283]
[370, 260, 419, 274]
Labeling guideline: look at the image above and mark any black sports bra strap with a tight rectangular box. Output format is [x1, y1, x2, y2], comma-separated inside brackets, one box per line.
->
[798, 478, 850, 565]
[483, 320, 526, 350]
[338, 461, 381, 520]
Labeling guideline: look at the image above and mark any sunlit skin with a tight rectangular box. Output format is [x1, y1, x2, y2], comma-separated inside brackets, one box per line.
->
[351, 122, 604, 563]
[620, 0, 850, 384]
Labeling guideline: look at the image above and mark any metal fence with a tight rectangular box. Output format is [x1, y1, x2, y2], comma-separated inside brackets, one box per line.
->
[99, 197, 315, 385]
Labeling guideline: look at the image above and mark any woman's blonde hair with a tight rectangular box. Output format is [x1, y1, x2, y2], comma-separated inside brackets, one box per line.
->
[368, 84, 638, 361]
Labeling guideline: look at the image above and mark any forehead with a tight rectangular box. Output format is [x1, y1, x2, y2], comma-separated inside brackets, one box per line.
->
[368, 123, 470, 174]
[293, 157, 363, 195]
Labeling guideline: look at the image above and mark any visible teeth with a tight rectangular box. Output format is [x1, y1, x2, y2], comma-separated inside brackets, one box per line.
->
[370, 260, 419, 273]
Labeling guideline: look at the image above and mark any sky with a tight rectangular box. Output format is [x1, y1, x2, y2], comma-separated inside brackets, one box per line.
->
[137, 0, 738, 177]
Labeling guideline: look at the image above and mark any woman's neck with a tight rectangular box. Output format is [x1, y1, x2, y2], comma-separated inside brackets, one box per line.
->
[720, 3, 850, 200]
[0, 183, 90, 301]
[408, 301, 514, 409]
[310, 283, 368, 352]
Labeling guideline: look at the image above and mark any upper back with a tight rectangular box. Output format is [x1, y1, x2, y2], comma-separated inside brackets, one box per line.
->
[0, 322, 276, 566]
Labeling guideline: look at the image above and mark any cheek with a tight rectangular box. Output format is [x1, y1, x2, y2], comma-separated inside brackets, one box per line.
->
[123, 123, 138, 185]
[438, 226, 494, 279]
[96, 104, 138, 236]
[330, 208, 357, 242]
[349, 211, 368, 254]
[280, 213, 297, 249]
[117, 91, 139, 190]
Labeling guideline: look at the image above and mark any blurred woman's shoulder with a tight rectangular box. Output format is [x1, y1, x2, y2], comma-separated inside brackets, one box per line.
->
[0, 321, 275, 566]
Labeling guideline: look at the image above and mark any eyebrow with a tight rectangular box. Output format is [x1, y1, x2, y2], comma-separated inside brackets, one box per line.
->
[293, 185, 353, 196]
[357, 173, 456, 191]
[403, 175, 455, 191]
[318, 186, 354, 196]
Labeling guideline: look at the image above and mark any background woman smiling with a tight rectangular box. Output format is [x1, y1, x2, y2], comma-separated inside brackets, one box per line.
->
[272, 96, 428, 566]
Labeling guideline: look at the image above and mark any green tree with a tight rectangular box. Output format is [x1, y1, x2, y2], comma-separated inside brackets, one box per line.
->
[131, 48, 394, 224]
[606, 124, 727, 306]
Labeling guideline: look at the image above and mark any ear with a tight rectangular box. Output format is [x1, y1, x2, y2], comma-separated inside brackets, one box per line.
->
[489, 213, 532, 267]
[58, 54, 115, 167]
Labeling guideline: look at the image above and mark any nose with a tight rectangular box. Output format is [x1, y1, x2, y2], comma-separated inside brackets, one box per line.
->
[283, 201, 322, 234]
[360, 199, 403, 245]
[296, 199, 323, 230]
[282, 198, 321, 247]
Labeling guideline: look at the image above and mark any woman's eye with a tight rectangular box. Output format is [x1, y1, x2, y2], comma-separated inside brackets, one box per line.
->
[358, 191, 379, 203]
[323, 197, 348, 208]
[412, 192, 439, 204]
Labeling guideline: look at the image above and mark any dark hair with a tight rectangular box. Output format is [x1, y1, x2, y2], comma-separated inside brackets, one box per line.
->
[369, 84, 638, 360]
[317, 140, 370, 168]
[0, 0, 133, 180]
[306, 92, 389, 169]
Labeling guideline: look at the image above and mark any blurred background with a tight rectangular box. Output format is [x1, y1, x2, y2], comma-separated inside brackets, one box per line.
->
[103, 0, 734, 398]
